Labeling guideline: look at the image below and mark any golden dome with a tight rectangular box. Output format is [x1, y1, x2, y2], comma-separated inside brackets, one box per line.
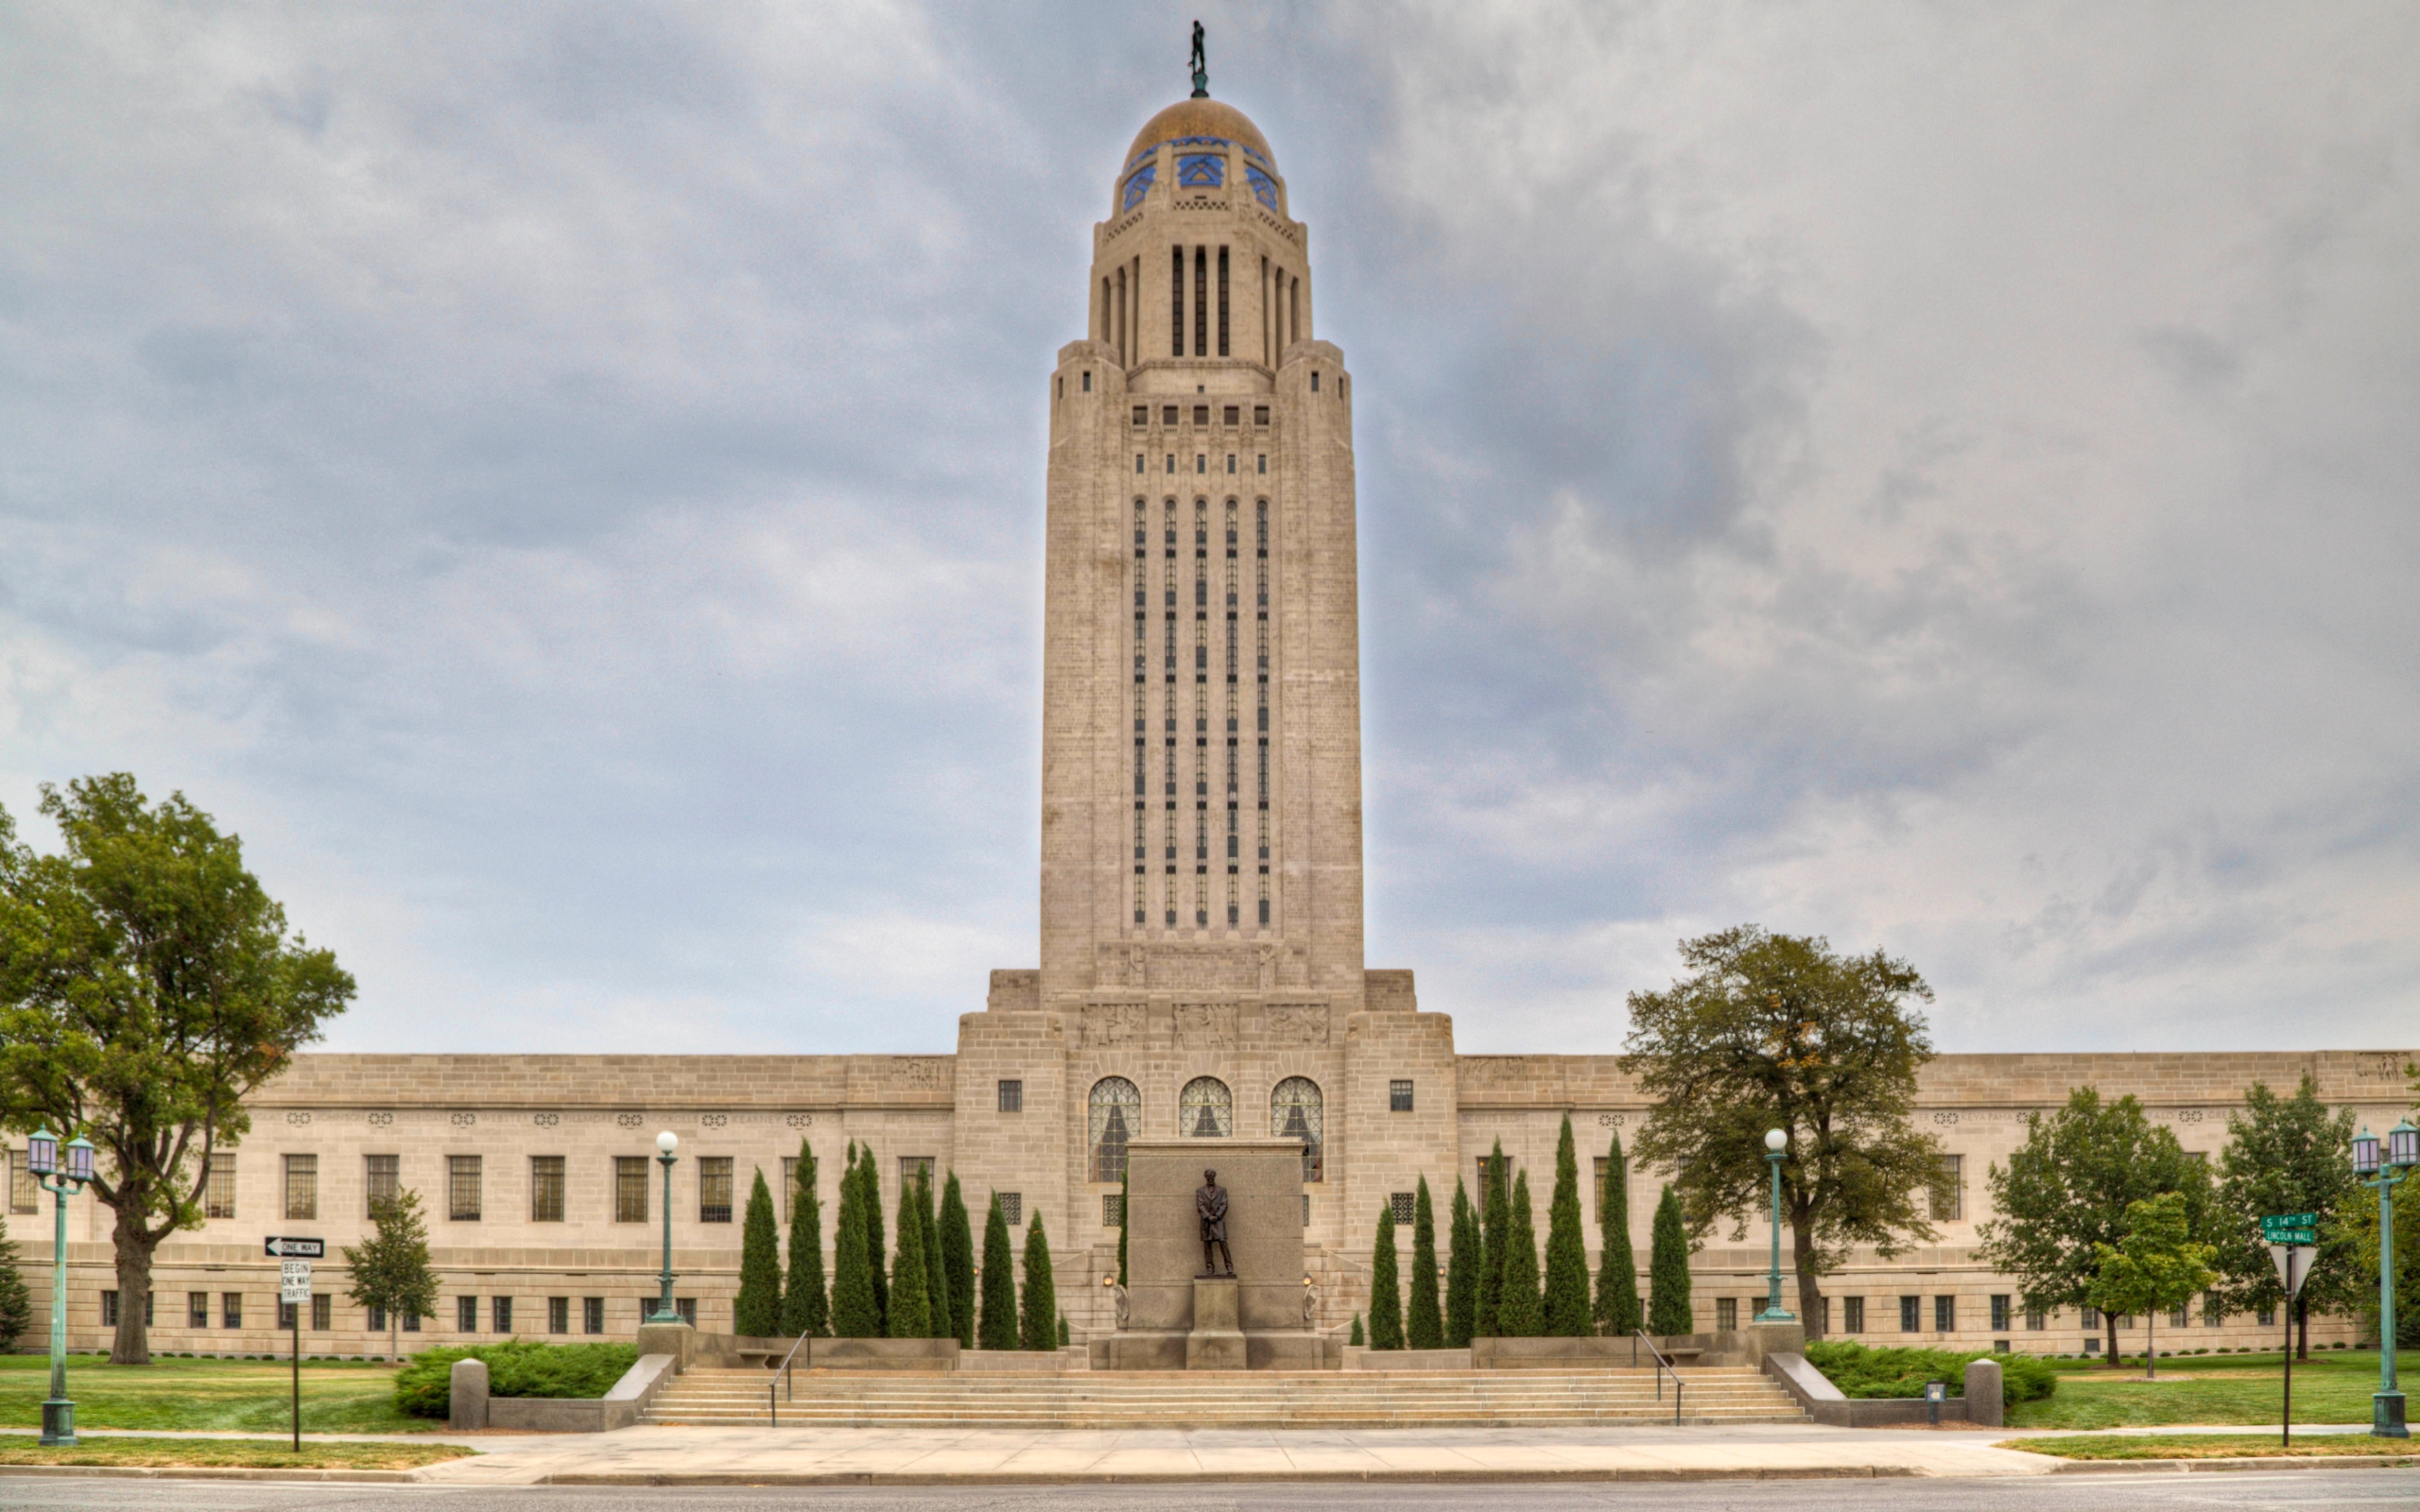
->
[1122, 98, 1276, 174]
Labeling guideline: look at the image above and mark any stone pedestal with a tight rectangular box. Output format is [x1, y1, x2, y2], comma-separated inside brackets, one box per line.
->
[1741, 1318, 1806, 1366]
[1962, 1358, 2003, 1427]
[1186, 1278, 1246, 1370]
[448, 1357, 490, 1431]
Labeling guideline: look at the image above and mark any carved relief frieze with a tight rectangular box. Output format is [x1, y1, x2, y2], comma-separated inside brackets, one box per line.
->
[1265, 1002, 1329, 1045]
[1174, 1002, 1238, 1049]
[1083, 1002, 1147, 1048]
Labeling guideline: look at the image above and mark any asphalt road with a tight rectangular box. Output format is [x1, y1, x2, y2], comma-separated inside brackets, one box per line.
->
[5, 1474, 2418, 1512]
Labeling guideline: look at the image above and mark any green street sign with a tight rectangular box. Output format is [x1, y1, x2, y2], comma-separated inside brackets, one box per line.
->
[2260, 1212, 2317, 1234]
[2266, 1228, 2318, 1246]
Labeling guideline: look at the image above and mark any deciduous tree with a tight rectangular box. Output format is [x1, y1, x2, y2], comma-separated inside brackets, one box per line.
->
[2212, 1075, 2359, 1357]
[1622, 926, 1939, 1334]
[2087, 1192, 2217, 1379]
[0, 776, 354, 1364]
[341, 1190, 438, 1362]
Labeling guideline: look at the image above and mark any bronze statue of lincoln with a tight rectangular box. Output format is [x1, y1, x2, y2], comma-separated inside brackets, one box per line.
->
[1196, 1168, 1234, 1277]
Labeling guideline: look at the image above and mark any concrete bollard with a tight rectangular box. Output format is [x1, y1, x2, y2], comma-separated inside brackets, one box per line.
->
[449, 1357, 491, 1432]
[1962, 1357, 2003, 1428]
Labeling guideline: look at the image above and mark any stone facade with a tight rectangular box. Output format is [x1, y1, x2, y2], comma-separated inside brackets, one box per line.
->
[10, 94, 2408, 1363]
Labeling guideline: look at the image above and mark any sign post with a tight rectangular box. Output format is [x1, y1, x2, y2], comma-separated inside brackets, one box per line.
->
[269, 1239, 321, 1452]
[2264, 1217, 2317, 1450]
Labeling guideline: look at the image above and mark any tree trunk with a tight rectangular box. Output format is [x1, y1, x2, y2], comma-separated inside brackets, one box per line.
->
[2104, 1312, 2120, 1368]
[390, 1316, 400, 1363]
[109, 1202, 156, 1366]
[1789, 1216, 1824, 1336]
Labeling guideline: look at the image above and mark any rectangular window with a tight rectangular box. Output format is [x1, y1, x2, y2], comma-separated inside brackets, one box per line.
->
[1990, 1295, 2011, 1332]
[675, 1297, 697, 1327]
[2204, 1292, 2223, 1327]
[1163, 405, 1178, 424]
[2170, 1303, 2189, 1328]
[403, 1308, 421, 1332]
[1253, 406, 1269, 425]
[1929, 1155, 1963, 1221]
[1842, 1296, 1864, 1333]
[223, 1293, 244, 1330]
[1995, 1337, 2010, 1352]
[1716, 1297, 1737, 1331]
[699, 1157, 735, 1223]
[365, 1154, 400, 1213]
[1593, 1155, 1625, 1219]
[2257, 1305, 2275, 1327]
[1104, 1194, 1124, 1228]
[1192, 404, 1209, 425]
[2082, 1305, 2100, 1330]
[188, 1292, 209, 1328]
[493, 1296, 512, 1334]
[2027, 1308, 2047, 1331]
[615, 1156, 649, 1223]
[205, 1153, 236, 1219]
[1000, 1192, 1023, 1227]
[2083, 1336, 2100, 1354]
[1222, 405, 1239, 425]
[1302, 1194, 1310, 1225]
[370, 1304, 387, 1332]
[101, 1290, 119, 1328]
[1133, 405, 1148, 425]
[9, 1150, 36, 1215]
[1256, 454, 1266, 474]
[898, 1156, 935, 1194]
[584, 1297, 606, 1334]
[280, 1297, 298, 1331]
[1390, 1192, 1414, 1226]
[1899, 1296, 1920, 1332]
[312, 1293, 330, 1330]
[283, 1154, 317, 1220]
[1817, 1296, 1831, 1335]
[782, 1156, 798, 1222]
[458, 1296, 478, 1332]
[1934, 1296, 1956, 1333]
[549, 1297, 570, 1334]
[1389, 1079, 1414, 1112]
[530, 1156, 565, 1223]
[997, 1079, 1023, 1113]
[1217, 246, 1229, 355]
[448, 1155, 482, 1221]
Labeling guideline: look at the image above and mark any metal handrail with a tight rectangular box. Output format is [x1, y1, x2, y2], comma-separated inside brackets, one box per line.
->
[1634, 1330, 1684, 1426]
[768, 1330, 814, 1426]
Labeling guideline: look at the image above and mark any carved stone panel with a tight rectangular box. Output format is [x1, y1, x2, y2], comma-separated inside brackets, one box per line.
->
[1174, 1002, 1238, 1049]
[1084, 1002, 1148, 1048]
[1265, 1003, 1329, 1045]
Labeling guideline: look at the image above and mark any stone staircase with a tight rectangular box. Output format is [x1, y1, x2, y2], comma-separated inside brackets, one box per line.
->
[644, 1366, 1807, 1429]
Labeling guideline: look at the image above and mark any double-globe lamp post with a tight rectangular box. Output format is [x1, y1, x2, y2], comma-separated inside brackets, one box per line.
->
[2352, 1119, 2418, 1438]
[26, 1128, 97, 1447]
[647, 1130, 683, 1325]
[1756, 1127, 1796, 1323]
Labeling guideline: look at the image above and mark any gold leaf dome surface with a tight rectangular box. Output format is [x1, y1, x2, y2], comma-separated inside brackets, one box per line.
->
[1123, 98, 1276, 172]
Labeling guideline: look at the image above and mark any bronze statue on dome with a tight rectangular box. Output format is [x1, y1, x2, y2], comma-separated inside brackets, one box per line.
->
[1189, 22, 1208, 98]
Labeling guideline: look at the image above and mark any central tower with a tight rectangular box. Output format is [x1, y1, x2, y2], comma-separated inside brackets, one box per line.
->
[1038, 89, 1366, 1010]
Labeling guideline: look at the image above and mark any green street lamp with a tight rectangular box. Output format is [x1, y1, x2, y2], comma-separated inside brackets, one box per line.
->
[2353, 1120, 2418, 1438]
[26, 1128, 97, 1447]
[647, 1131, 683, 1325]
[1755, 1126, 1796, 1323]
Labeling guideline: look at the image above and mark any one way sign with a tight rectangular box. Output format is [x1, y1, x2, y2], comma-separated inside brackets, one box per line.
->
[264, 1236, 325, 1259]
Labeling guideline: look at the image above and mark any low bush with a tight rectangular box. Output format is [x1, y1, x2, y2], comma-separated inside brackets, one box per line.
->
[1804, 1341, 2058, 1406]
[393, 1341, 640, 1418]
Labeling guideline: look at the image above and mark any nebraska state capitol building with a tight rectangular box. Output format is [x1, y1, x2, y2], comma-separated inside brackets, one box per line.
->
[17, 89, 2406, 1357]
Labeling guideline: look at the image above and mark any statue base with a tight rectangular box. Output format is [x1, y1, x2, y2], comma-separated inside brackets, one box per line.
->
[1185, 1278, 1246, 1370]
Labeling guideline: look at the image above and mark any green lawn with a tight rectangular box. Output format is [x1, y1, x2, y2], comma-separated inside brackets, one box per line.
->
[2007, 1349, 2396, 1429]
[0, 1435, 474, 1469]
[2006, 1432, 2420, 1461]
[0, 1352, 426, 1434]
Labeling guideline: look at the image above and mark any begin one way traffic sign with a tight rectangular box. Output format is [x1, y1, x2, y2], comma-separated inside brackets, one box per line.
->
[280, 1261, 313, 1305]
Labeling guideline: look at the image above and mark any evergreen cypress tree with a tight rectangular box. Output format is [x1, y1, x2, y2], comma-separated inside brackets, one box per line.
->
[918, 1173, 949, 1339]
[1499, 1168, 1545, 1336]
[887, 1178, 932, 1338]
[783, 1140, 828, 1337]
[939, 1172, 976, 1349]
[1444, 1178, 1478, 1349]
[1407, 1176, 1443, 1349]
[0, 1213, 31, 1351]
[830, 1155, 881, 1338]
[1349, 1314, 1364, 1346]
[1543, 1115, 1592, 1335]
[1058, 1314, 1070, 1347]
[858, 1147, 888, 1330]
[1368, 1199, 1404, 1349]
[735, 1167, 785, 1337]
[1019, 1211, 1058, 1351]
[1594, 1132, 1640, 1337]
[977, 1193, 1019, 1349]
[1647, 1185, 1695, 1337]
[1476, 1141, 1510, 1337]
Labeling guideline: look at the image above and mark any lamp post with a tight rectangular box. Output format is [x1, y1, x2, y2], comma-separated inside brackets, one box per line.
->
[648, 1130, 683, 1325]
[1755, 1127, 1796, 1322]
[27, 1128, 97, 1447]
[2353, 1120, 2418, 1438]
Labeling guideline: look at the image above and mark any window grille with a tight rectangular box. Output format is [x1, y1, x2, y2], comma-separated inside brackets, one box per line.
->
[1163, 404, 1178, 425]
[371, 1304, 387, 1332]
[283, 1153, 317, 1220]
[1390, 1079, 1415, 1113]
[1223, 405, 1239, 424]
[403, 1308, 421, 1332]
[1089, 1077, 1140, 1181]
[999, 1192, 1022, 1226]
[2257, 1306, 2275, 1327]
[1270, 1076, 1322, 1180]
[189, 1292, 209, 1328]
[1934, 1295, 1956, 1332]
[2027, 1308, 2047, 1331]
[493, 1296, 513, 1333]
[1929, 1154, 1962, 1221]
[1132, 405, 1148, 425]
[530, 1156, 565, 1223]
[458, 1296, 478, 1332]
[365, 1154, 400, 1213]
[676, 1297, 697, 1327]
[1842, 1296, 1864, 1333]
[205, 1153, 236, 1219]
[2170, 1304, 2189, 1328]
[614, 1156, 648, 1222]
[280, 1297, 298, 1330]
[447, 1156, 481, 1221]
[899, 1156, 935, 1194]
[1180, 1076, 1234, 1138]
[1253, 406, 1269, 425]
[312, 1294, 330, 1330]
[102, 1291, 119, 1327]
[549, 1297, 571, 1334]
[2203, 1292, 2222, 1327]
[1716, 1297, 1737, 1331]
[223, 1293, 244, 1329]
[998, 1079, 1024, 1113]
[1991, 1295, 2011, 1332]
[9, 1150, 37, 1214]
[1104, 1194, 1124, 1228]
[699, 1157, 735, 1223]
[1390, 1192, 1414, 1225]
[1899, 1295, 1920, 1332]
[1193, 404, 1209, 425]
[584, 1297, 606, 1334]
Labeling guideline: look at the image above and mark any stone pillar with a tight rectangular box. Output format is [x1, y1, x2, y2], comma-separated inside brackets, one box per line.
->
[448, 1357, 489, 1432]
[1741, 1318, 1806, 1367]
[1186, 1278, 1245, 1369]
[1963, 1357, 2004, 1427]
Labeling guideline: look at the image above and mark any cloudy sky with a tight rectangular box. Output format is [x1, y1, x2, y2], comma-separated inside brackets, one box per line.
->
[3, 2, 2414, 1057]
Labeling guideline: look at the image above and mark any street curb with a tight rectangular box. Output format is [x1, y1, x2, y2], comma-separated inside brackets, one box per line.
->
[532, 1467, 1927, 1485]
[0, 1464, 424, 1483]
[2048, 1455, 2420, 1474]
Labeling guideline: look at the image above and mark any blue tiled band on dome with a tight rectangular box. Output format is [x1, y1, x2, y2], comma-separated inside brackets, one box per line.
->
[1245, 165, 1279, 212]
[1177, 153, 1224, 188]
[1122, 163, 1156, 211]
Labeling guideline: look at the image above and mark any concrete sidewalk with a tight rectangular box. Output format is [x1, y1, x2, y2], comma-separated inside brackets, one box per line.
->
[408, 1422, 2062, 1485]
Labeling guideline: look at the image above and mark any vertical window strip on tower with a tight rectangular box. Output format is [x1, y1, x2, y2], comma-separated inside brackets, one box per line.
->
[1133, 496, 1149, 924]
[1225, 497, 1239, 923]
[1194, 495, 1209, 925]
[1218, 247, 1230, 357]
[1194, 246, 1208, 359]
[1171, 246, 1184, 356]
[1164, 495, 1179, 926]
[1256, 497, 1271, 924]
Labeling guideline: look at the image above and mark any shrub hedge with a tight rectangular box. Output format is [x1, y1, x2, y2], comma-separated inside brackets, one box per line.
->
[394, 1341, 641, 1418]
[1803, 1340, 2057, 1406]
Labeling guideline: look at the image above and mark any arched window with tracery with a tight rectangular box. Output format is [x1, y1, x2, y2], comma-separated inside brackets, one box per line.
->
[1179, 1076, 1233, 1138]
[1270, 1076, 1323, 1181]
[1090, 1077, 1140, 1182]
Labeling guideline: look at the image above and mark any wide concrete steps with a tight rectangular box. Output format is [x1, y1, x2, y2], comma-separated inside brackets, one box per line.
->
[643, 1366, 1807, 1428]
